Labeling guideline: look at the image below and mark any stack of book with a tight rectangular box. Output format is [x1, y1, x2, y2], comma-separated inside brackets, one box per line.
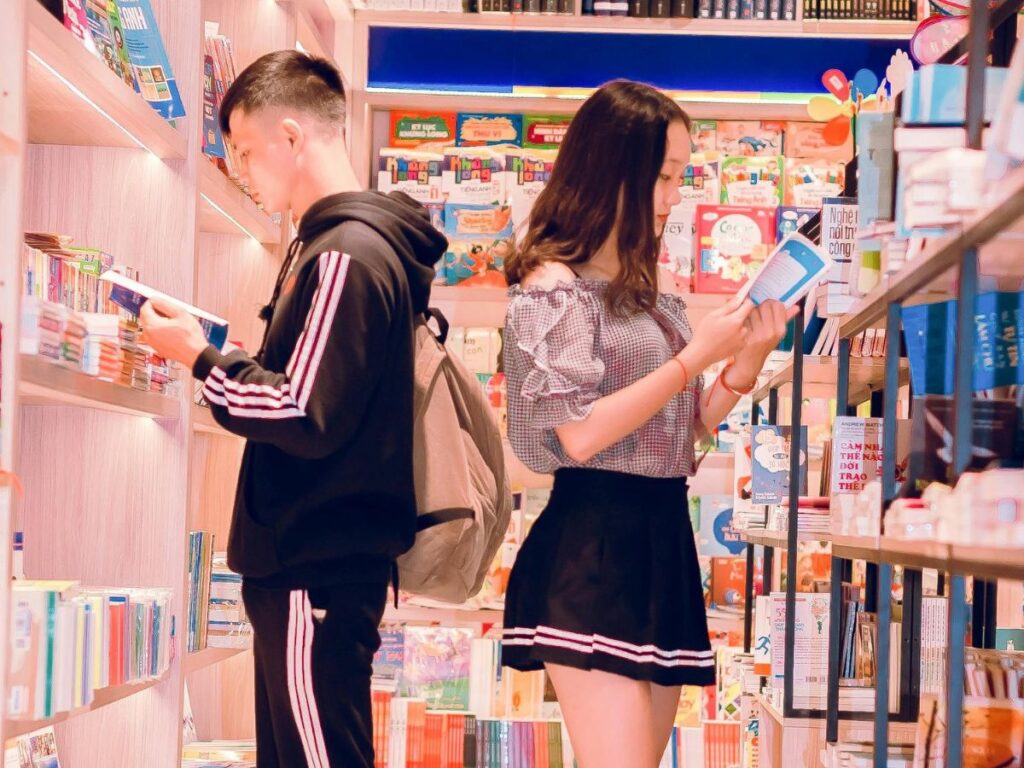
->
[207, 554, 249, 649]
[694, 0, 796, 18]
[7, 581, 173, 721]
[767, 496, 830, 534]
[803, 0, 917, 21]
[182, 741, 256, 768]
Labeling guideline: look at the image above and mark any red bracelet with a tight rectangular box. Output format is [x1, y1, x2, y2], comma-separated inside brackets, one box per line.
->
[718, 363, 756, 396]
[670, 357, 690, 390]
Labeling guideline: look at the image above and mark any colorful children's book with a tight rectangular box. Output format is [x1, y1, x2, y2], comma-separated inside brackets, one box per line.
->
[443, 204, 514, 287]
[736, 232, 832, 309]
[716, 121, 784, 157]
[113, 0, 186, 120]
[693, 205, 775, 294]
[690, 119, 718, 153]
[377, 149, 445, 205]
[522, 115, 572, 150]
[774, 206, 817, 241]
[456, 113, 524, 147]
[85, 0, 125, 82]
[720, 155, 785, 207]
[106, 0, 138, 90]
[783, 121, 854, 162]
[506, 149, 556, 232]
[750, 425, 808, 506]
[389, 111, 458, 148]
[784, 159, 846, 208]
[697, 495, 745, 557]
[442, 148, 507, 206]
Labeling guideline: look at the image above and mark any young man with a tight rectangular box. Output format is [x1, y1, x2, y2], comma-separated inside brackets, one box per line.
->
[141, 51, 446, 767]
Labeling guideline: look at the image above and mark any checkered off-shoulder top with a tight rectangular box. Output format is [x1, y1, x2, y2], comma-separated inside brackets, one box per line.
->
[504, 277, 706, 479]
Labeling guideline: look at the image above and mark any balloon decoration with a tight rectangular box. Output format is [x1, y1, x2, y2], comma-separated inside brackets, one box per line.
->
[911, 14, 968, 64]
[807, 52, 915, 147]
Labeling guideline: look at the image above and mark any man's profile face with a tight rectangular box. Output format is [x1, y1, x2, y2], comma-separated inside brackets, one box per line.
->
[227, 108, 297, 215]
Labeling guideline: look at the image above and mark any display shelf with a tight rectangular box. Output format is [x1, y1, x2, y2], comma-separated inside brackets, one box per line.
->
[198, 161, 283, 245]
[740, 528, 829, 549]
[4, 674, 167, 740]
[183, 646, 249, 675]
[751, 355, 909, 404]
[383, 604, 503, 624]
[949, 543, 1024, 582]
[351, 8, 916, 38]
[18, 355, 180, 420]
[25, 1, 186, 158]
[840, 161, 1024, 339]
[829, 533, 880, 562]
[363, 87, 814, 121]
[192, 404, 240, 439]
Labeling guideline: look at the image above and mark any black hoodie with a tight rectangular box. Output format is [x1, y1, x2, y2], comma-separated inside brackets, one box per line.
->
[193, 191, 447, 588]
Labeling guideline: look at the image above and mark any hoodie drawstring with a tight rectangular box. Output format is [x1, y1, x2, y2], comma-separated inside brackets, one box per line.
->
[255, 236, 302, 363]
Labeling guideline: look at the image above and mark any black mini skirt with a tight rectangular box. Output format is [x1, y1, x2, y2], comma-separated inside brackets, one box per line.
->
[501, 467, 715, 687]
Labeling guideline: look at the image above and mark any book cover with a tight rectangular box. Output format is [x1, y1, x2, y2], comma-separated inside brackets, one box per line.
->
[775, 206, 817, 242]
[442, 148, 507, 206]
[737, 232, 832, 309]
[506, 149, 556, 232]
[521, 115, 572, 150]
[443, 204, 513, 287]
[106, 0, 139, 90]
[693, 205, 776, 294]
[783, 121, 855, 162]
[750, 425, 809, 505]
[373, 628, 405, 688]
[113, 0, 187, 120]
[753, 595, 772, 675]
[377, 149, 445, 205]
[711, 557, 747, 609]
[819, 196, 860, 314]
[456, 113, 524, 147]
[389, 111, 458, 148]
[719, 155, 785, 207]
[716, 121, 784, 157]
[400, 627, 473, 710]
[829, 417, 912, 532]
[64, 0, 97, 55]
[99, 271, 229, 350]
[697, 495, 745, 557]
[85, 0, 125, 82]
[201, 55, 226, 160]
[659, 203, 696, 283]
[784, 159, 846, 208]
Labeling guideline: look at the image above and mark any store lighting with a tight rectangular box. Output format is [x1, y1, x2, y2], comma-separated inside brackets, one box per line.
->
[200, 193, 263, 244]
[28, 50, 161, 158]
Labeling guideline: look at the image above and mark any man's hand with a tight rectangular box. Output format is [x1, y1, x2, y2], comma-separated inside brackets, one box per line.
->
[139, 296, 209, 368]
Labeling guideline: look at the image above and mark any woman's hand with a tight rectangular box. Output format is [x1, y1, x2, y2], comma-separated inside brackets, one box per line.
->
[724, 300, 794, 389]
[683, 294, 755, 372]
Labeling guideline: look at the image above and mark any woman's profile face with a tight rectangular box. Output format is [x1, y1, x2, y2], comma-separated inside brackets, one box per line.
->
[653, 120, 692, 237]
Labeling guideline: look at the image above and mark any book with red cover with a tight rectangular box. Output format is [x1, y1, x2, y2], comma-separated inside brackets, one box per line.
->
[693, 204, 776, 294]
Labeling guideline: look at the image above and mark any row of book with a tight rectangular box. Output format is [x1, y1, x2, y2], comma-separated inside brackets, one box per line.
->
[803, 0, 918, 19]
[8, 581, 173, 721]
[52, 0, 185, 120]
[182, 741, 256, 768]
[185, 531, 214, 653]
[207, 554, 249, 648]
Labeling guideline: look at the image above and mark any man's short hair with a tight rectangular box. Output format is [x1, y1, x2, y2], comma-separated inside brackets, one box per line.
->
[219, 50, 346, 136]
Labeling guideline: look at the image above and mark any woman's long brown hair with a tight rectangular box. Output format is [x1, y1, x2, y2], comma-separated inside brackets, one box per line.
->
[506, 80, 690, 315]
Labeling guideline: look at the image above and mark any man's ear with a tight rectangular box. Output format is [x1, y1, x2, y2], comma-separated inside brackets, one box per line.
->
[281, 117, 304, 153]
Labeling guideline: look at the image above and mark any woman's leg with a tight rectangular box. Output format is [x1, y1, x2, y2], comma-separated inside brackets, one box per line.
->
[546, 663, 661, 768]
[649, 683, 682, 761]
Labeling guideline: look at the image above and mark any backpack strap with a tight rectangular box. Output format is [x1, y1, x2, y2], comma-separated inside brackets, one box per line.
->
[424, 307, 450, 344]
[416, 508, 474, 531]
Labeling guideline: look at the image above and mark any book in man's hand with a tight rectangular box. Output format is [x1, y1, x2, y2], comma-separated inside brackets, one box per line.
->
[99, 271, 229, 351]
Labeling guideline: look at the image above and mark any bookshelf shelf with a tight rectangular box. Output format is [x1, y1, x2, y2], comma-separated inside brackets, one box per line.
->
[832, 536, 1024, 581]
[17, 355, 180, 420]
[183, 646, 248, 675]
[740, 528, 828, 549]
[751, 355, 910, 404]
[192, 404, 239, 439]
[198, 161, 283, 245]
[362, 87, 814, 121]
[383, 605, 503, 624]
[351, 8, 917, 38]
[25, 2, 186, 159]
[840, 162, 1024, 339]
[949, 543, 1024, 582]
[4, 674, 167, 740]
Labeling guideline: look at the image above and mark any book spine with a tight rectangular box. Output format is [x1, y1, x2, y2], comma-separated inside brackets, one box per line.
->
[651, 0, 671, 16]
[672, 0, 694, 14]
[713, 0, 725, 16]
[726, 0, 739, 16]
[542, 0, 559, 12]
[782, 0, 795, 18]
[753, 0, 766, 16]
[698, 0, 713, 14]
[630, 0, 650, 15]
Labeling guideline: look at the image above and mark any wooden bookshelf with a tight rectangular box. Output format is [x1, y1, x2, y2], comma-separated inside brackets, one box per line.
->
[25, 1, 186, 158]
[4, 674, 167, 740]
[840, 161, 1024, 339]
[184, 646, 249, 675]
[0, 130, 18, 157]
[17, 355, 180, 420]
[831, 535, 1024, 581]
[198, 160, 283, 245]
[751, 355, 910, 404]
[740, 528, 829, 549]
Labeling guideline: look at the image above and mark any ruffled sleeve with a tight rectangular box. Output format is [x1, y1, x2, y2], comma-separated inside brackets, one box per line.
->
[505, 284, 605, 431]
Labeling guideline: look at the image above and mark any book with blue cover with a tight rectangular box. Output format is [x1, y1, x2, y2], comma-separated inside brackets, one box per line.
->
[113, 0, 186, 120]
[697, 495, 745, 557]
[902, 291, 1024, 395]
[750, 425, 808, 506]
[99, 271, 229, 350]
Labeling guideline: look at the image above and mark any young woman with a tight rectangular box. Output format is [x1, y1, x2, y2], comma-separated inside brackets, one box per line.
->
[501, 80, 791, 767]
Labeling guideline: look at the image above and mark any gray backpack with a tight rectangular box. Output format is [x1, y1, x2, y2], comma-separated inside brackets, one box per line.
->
[397, 310, 513, 604]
